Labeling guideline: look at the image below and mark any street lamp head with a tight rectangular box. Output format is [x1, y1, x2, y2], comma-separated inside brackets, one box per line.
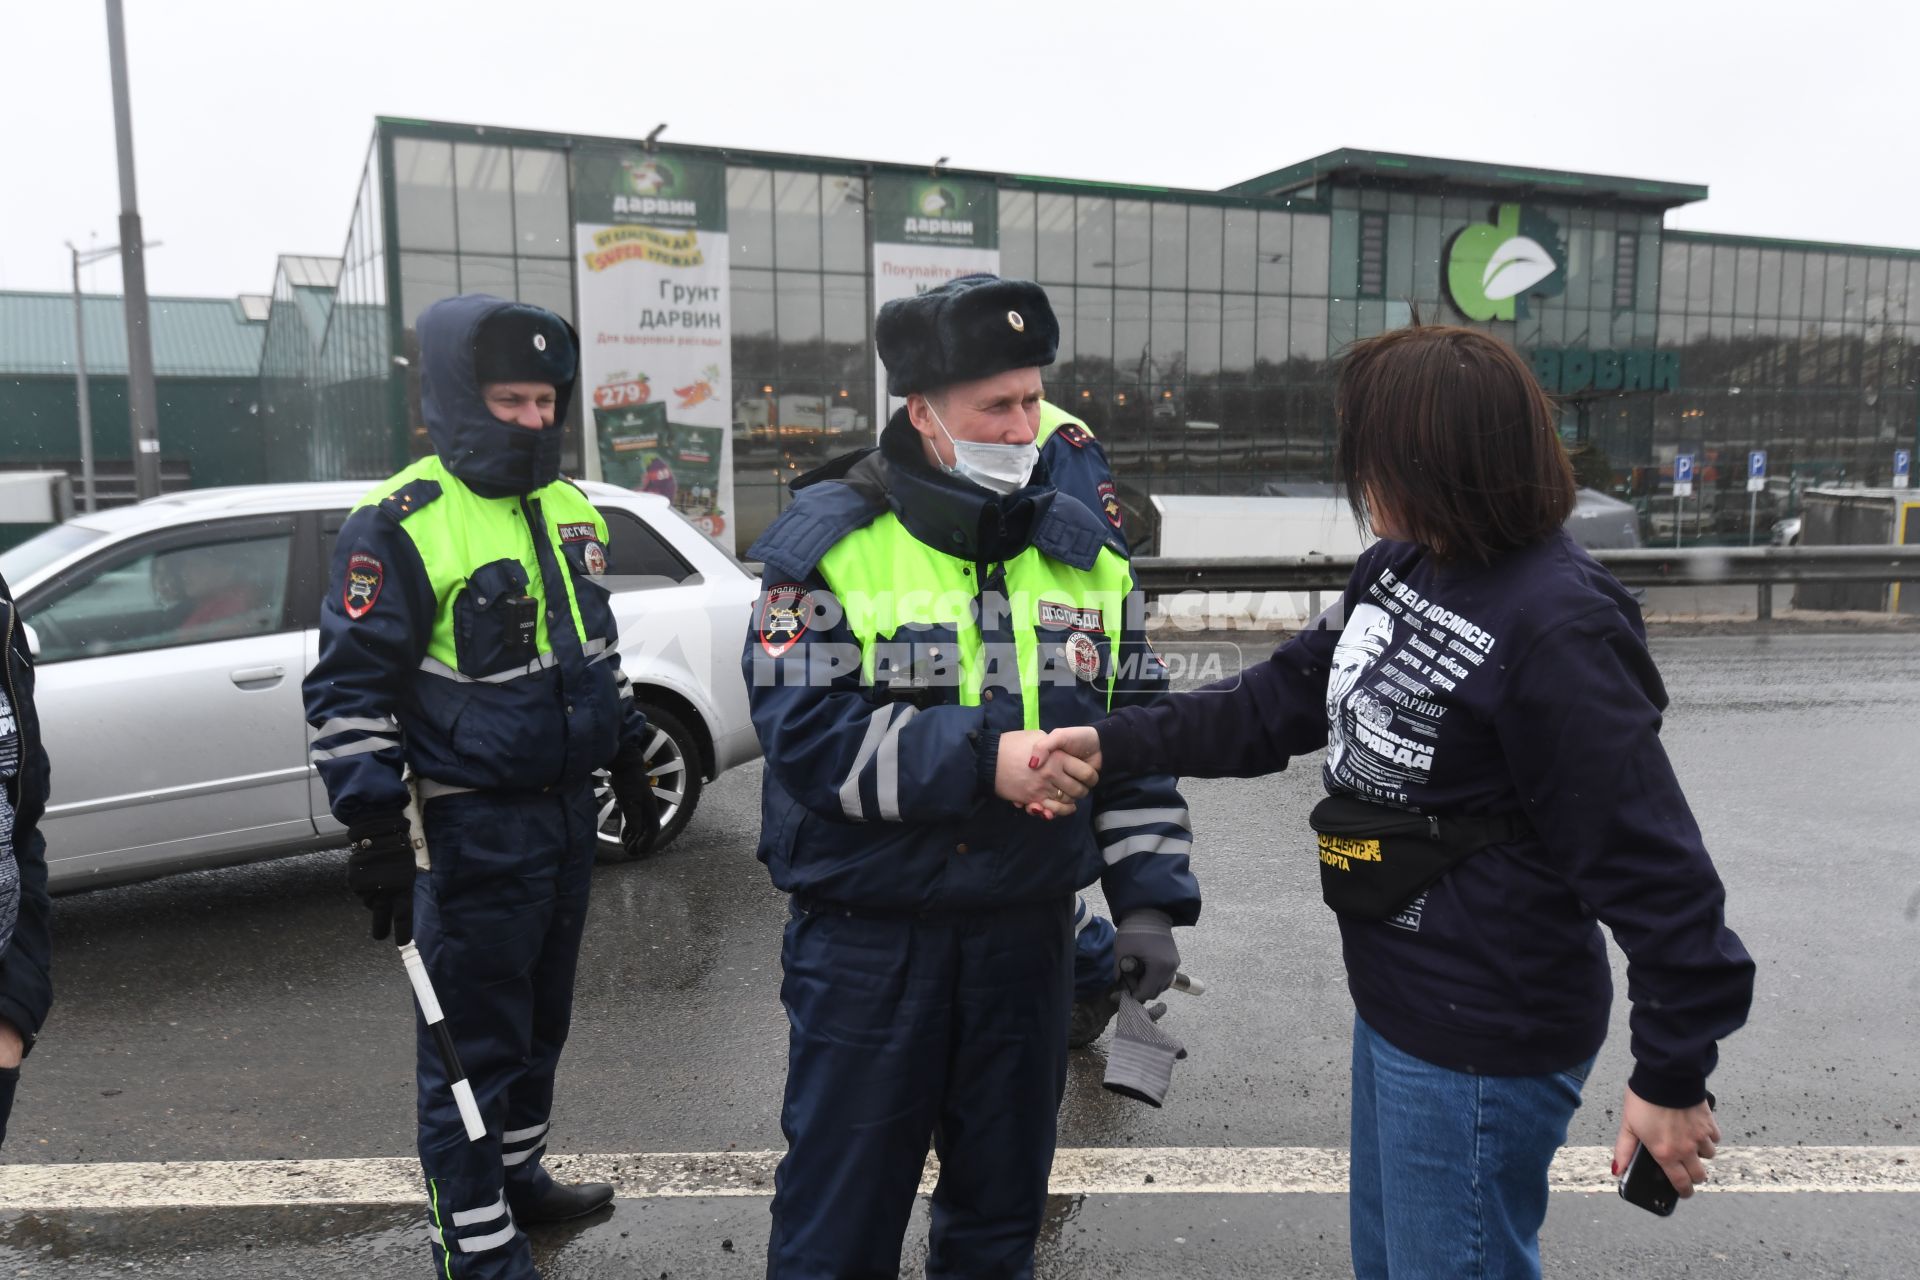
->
[68, 238, 159, 267]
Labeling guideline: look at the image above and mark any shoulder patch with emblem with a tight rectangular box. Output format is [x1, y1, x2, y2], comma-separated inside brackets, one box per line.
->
[344, 552, 384, 619]
[1066, 631, 1102, 682]
[377, 478, 442, 522]
[757, 583, 814, 658]
[1096, 479, 1124, 530]
[557, 521, 608, 575]
[1054, 421, 1093, 449]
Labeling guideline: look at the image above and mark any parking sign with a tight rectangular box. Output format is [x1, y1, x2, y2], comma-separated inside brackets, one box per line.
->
[1674, 453, 1695, 498]
[1897, 449, 1912, 490]
[1747, 450, 1767, 493]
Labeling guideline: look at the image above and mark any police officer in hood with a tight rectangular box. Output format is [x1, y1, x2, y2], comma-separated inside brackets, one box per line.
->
[305, 295, 661, 1280]
[743, 274, 1200, 1277]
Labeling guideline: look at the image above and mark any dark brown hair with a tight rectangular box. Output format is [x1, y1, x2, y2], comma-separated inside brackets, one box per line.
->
[1335, 323, 1576, 563]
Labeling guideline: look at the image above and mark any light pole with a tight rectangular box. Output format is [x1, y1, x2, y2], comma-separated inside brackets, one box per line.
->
[104, 0, 162, 500]
[65, 240, 157, 512]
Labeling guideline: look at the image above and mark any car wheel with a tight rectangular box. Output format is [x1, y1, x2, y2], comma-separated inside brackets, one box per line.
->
[593, 702, 704, 861]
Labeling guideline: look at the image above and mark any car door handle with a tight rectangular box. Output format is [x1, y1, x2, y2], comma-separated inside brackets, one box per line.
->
[230, 665, 286, 687]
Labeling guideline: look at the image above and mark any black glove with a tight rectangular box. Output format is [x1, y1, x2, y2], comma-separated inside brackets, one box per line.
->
[346, 816, 415, 944]
[609, 742, 663, 859]
[1115, 910, 1180, 1000]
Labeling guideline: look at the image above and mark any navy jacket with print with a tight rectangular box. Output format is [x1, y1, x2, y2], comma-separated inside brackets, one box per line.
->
[0, 576, 52, 1052]
[1099, 531, 1754, 1107]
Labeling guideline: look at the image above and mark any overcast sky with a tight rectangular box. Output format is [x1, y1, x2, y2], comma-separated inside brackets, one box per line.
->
[3, 0, 1913, 299]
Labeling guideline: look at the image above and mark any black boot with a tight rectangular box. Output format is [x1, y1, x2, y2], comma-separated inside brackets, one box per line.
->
[507, 1179, 615, 1224]
[1067, 994, 1117, 1049]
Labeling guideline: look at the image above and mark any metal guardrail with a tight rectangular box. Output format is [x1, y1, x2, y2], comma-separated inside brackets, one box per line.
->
[1131, 546, 1920, 621]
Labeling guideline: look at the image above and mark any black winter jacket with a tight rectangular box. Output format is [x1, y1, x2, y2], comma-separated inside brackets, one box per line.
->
[0, 575, 52, 1052]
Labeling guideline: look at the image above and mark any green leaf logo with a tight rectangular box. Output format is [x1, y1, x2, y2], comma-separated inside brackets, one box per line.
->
[1482, 236, 1557, 301]
[1446, 204, 1564, 321]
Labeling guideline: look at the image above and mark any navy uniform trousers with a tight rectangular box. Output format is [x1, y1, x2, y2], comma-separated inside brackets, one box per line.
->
[411, 785, 598, 1280]
[767, 896, 1074, 1280]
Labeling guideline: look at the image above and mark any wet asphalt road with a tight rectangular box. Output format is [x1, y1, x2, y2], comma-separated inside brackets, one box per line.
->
[5, 1193, 1919, 1278]
[4, 632, 1918, 1275]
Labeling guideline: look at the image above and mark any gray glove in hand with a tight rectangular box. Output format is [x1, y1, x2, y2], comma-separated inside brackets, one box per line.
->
[1103, 989, 1188, 1108]
[1115, 910, 1179, 1000]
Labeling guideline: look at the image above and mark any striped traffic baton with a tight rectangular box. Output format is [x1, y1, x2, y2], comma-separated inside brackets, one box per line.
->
[400, 941, 486, 1142]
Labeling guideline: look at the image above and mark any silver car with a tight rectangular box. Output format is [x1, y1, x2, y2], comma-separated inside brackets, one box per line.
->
[0, 482, 760, 893]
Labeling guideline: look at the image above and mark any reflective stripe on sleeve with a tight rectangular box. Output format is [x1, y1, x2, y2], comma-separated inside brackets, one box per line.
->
[314, 715, 399, 740]
[309, 735, 399, 762]
[1100, 832, 1194, 865]
[873, 704, 919, 822]
[837, 706, 897, 822]
[1093, 806, 1191, 835]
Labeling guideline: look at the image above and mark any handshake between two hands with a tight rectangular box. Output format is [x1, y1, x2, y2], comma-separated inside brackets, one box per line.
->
[992, 725, 1105, 820]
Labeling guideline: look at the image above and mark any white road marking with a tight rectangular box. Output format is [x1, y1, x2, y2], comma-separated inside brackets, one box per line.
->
[0, 1146, 1913, 1211]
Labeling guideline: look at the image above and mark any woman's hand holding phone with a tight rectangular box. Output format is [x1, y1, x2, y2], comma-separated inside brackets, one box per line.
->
[1614, 1086, 1720, 1207]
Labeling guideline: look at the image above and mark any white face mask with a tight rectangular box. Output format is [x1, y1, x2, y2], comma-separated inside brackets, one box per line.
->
[925, 399, 1039, 495]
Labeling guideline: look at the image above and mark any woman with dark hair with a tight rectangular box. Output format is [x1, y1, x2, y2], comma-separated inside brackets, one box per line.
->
[1036, 325, 1754, 1278]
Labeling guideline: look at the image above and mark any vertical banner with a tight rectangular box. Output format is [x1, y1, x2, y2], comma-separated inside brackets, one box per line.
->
[870, 175, 1000, 432]
[573, 148, 733, 545]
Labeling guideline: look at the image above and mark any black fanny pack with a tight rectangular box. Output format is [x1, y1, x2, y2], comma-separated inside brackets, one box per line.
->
[1309, 794, 1532, 920]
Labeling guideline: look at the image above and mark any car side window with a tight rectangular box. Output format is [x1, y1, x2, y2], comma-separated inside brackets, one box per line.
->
[25, 526, 296, 663]
[319, 511, 348, 576]
[597, 508, 695, 589]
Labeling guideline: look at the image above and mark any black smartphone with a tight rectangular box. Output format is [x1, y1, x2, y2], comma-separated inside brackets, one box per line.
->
[1617, 1090, 1716, 1217]
[1617, 1144, 1679, 1216]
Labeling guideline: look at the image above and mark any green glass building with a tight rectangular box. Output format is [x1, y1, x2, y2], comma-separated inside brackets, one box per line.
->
[9, 119, 1918, 553]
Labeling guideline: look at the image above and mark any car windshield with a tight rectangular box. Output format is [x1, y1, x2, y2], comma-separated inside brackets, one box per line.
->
[0, 524, 108, 586]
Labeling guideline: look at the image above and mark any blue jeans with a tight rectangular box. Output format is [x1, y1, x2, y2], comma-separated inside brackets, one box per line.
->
[1349, 1016, 1592, 1280]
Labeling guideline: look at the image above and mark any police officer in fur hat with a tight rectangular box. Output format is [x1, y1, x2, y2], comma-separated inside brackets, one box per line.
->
[305, 295, 662, 1280]
[743, 274, 1200, 1277]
